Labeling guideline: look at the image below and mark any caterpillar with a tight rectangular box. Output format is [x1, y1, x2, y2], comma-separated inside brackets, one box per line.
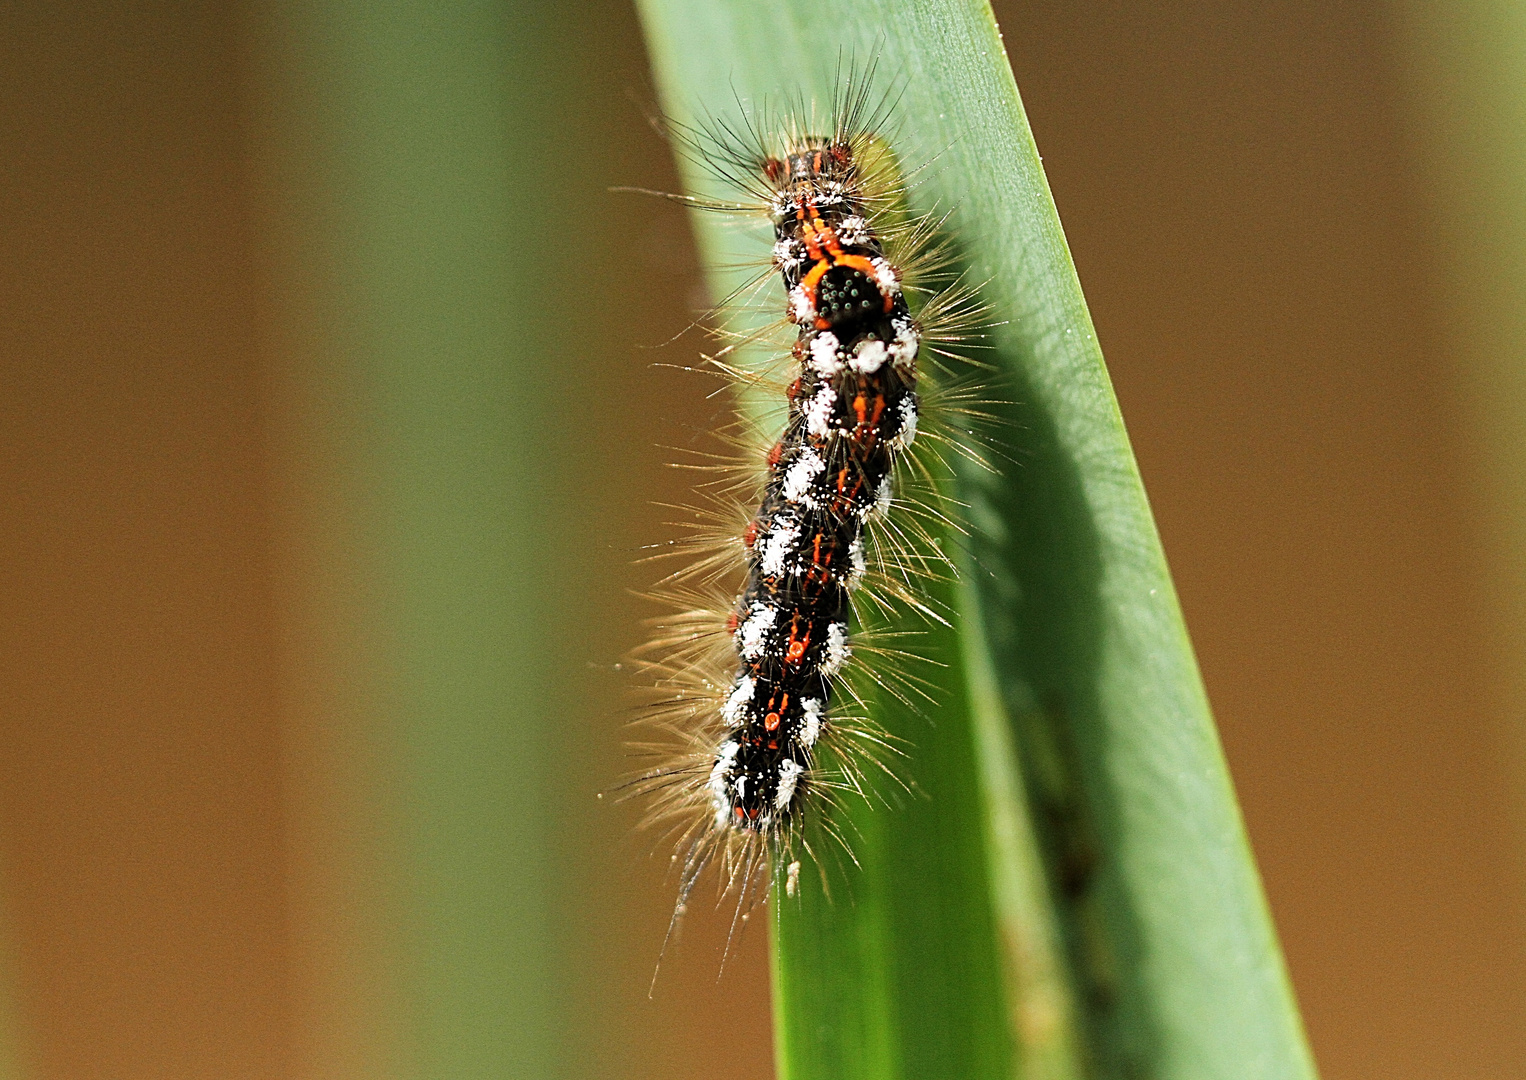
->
[627, 69, 988, 954]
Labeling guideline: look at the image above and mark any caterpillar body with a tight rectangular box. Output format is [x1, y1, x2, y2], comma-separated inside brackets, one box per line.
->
[719, 131, 920, 818]
[629, 73, 987, 944]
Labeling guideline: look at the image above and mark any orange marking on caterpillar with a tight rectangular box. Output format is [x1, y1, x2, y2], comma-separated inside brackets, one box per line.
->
[832, 467, 866, 516]
[795, 208, 898, 329]
[764, 690, 786, 732]
[784, 617, 811, 665]
[805, 533, 835, 583]
[852, 393, 887, 442]
[800, 258, 830, 299]
[796, 206, 826, 261]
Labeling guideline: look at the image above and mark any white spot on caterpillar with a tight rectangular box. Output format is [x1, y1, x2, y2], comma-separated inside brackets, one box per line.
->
[759, 516, 801, 577]
[723, 676, 755, 727]
[805, 386, 837, 437]
[775, 759, 802, 811]
[773, 238, 802, 271]
[782, 448, 824, 506]
[890, 320, 919, 369]
[846, 536, 866, 587]
[890, 396, 918, 451]
[812, 183, 846, 206]
[850, 339, 888, 374]
[737, 602, 778, 660]
[789, 285, 813, 324]
[871, 257, 901, 296]
[838, 215, 869, 245]
[821, 622, 851, 676]
[799, 698, 823, 746]
[809, 331, 843, 377]
[869, 475, 894, 519]
[786, 859, 802, 897]
[710, 740, 740, 826]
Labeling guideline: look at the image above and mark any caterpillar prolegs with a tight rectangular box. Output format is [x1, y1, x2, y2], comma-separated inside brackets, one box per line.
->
[629, 72, 989, 942]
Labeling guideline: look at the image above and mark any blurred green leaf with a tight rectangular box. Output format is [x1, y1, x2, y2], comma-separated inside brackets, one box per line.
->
[253, 1, 640, 1076]
[633, 2, 1318, 1078]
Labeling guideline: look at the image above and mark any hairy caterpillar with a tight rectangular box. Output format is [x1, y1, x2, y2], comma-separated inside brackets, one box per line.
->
[626, 68, 990, 956]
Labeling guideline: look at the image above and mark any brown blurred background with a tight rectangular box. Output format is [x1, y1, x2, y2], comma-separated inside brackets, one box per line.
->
[0, 0, 1522, 1078]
